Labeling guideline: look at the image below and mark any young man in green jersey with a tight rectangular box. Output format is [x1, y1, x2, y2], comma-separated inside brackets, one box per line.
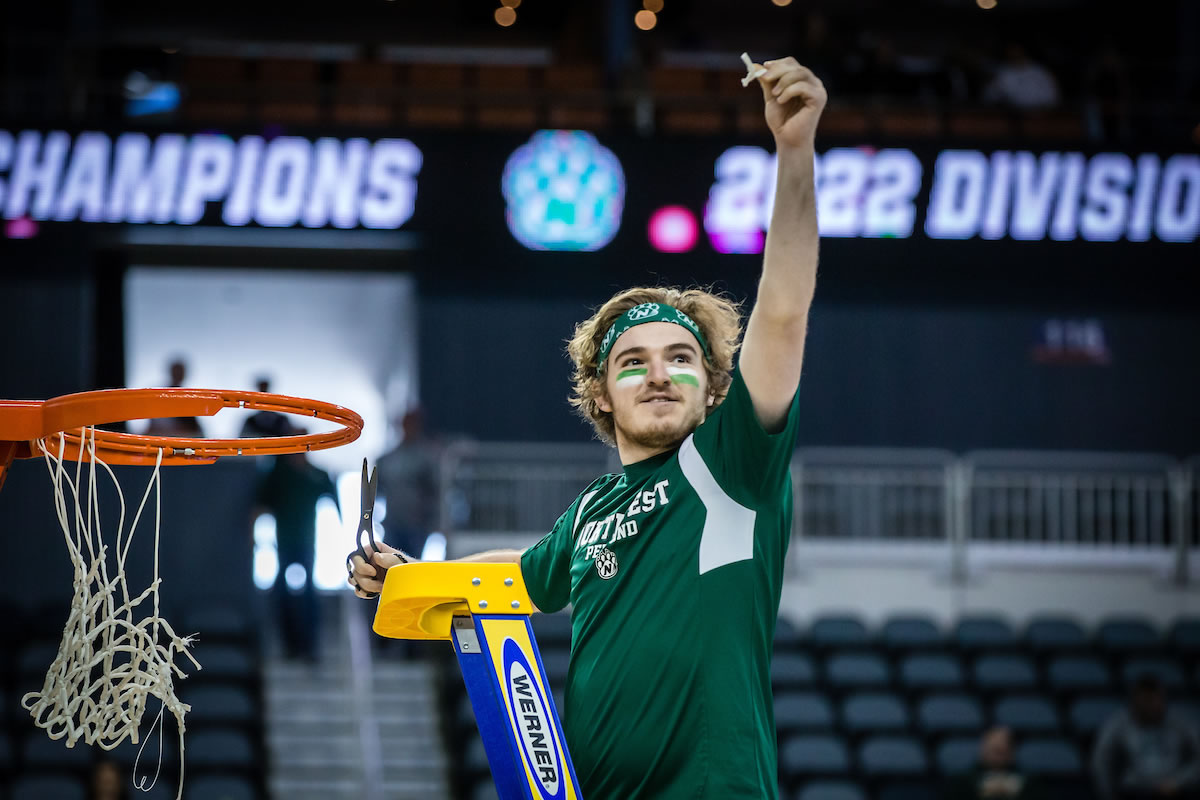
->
[350, 56, 825, 799]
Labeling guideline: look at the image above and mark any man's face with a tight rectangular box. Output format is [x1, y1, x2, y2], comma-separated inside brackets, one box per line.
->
[597, 322, 713, 453]
[979, 727, 1014, 769]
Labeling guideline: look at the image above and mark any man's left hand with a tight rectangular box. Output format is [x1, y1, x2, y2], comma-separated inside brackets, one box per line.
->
[753, 57, 826, 151]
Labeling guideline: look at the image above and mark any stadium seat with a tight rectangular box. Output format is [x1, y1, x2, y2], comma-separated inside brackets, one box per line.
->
[1047, 655, 1112, 693]
[810, 616, 871, 649]
[10, 774, 87, 800]
[825, 652, 891, 689]
[1069, 695, 1123, 737]
[132, 781, 181, 800]
[1097, 617, 1161, 654]
[993, 695, 1059, 733]
[1169, 617, 1200, 656]
[189, 643, 256, 684]
[456, 692, 477, 733]
[180, 605, 256, 645]
[972, 654, 1038, 691]
[180, 684, 258, 726]
[934, 736, 979, 775]
[1122, 656, 1186, 689]
[876, 783, 938, 800]
[898, 653, 964, 691]
[187, 729, 256, 770]
[466, 736, 490, 775]
[183, 775, 258, 800]
[796, 780, 866, 800]
[857, 735, 928, 776]
[776, 692, 835, 734]
[953, 616, 1018, 651]
[106, 730, 180, 768]
[22, 731, 92, 768]
[539, 648, 571, 688]
[776, 617, 804, 652]
[841, 692, 910, 734]
[915, 694, 984, 735]
[779, 734, 851, 778]
[471, 780, 501, 800]
[1015, 737, 1083, 776]
[531, 613, 572, 648]
[1024, 615, 1088, 653]
[773, 653, 818, 690]
[1175, 701, 1200, 730]
[16, 641, 60, 677]
[881, 616, 943, 651]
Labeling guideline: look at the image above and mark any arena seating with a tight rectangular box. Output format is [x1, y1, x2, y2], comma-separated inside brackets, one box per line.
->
[0, 602, 268, 800]
[452, 612, 1200, 800]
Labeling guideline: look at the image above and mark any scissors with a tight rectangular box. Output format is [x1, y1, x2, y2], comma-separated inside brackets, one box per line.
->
[346, 458, 406, 599]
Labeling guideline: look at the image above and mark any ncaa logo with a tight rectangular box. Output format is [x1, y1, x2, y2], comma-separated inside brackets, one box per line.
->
[627, 303, 660, 321]
[502, 639, 564, 799]
[594, 547, 618, 579]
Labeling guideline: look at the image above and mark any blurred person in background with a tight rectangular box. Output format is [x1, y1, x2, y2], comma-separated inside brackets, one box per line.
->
[256, 444, 338, 662]
[1084, 40, 1134, 141]
[88, 760, 129, 800]
[1093, 674, 1200, 800]
[984, 42, 1061, 110]
[146, 357, 204, 436]
[376, 407, 441, 560]
[240, 376, 295, 438]
[943, 727, 1045, 800]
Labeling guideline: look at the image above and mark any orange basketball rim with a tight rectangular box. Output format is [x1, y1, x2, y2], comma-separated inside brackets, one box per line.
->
[0, 387, 364, 491]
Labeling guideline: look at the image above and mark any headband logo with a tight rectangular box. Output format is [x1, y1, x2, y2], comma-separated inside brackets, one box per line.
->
[675, 309, 699, 331]
[626, 303, 661, 321]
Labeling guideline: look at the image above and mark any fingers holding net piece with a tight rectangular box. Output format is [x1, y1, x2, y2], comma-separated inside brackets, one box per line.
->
[740, 52, 768, 87]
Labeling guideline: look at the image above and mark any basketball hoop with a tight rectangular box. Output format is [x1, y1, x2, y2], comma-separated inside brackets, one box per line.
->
[0, 387, 364, 481]
[0, 387, 364, 799]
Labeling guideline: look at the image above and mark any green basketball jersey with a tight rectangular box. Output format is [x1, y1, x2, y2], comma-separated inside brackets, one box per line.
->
[521, 368, 800, 799]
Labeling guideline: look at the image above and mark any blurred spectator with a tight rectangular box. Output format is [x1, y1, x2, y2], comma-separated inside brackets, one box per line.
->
[89, 760, 129, 800]
[1084, 41, 1134, 141]
[1092, 674, 1200, 800]
[146, 358, 205, 437]
[943, 726, 1046, 800]
[376, 408, 441, 560]
[792, 12, 846, 93]
[240, 376, 295, 438]
[862, 37, 917, 98]
[256, 446, 338, 662]
[984, 43, 1061, 110]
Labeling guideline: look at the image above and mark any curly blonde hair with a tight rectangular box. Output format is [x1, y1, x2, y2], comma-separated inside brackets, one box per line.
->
[567, 287, 743, 445]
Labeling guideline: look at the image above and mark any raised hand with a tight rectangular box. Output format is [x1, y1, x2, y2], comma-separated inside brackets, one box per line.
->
[752, 57, 827, 151]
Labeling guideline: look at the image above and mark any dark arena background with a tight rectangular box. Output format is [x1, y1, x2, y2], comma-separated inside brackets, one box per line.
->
[2, 1, 1199, 799]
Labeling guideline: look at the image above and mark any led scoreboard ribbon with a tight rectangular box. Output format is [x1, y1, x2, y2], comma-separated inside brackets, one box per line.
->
[374, 563, 583, 800]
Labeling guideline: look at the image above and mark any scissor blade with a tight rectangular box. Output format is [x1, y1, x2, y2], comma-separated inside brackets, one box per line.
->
[360, 459, 373, 519]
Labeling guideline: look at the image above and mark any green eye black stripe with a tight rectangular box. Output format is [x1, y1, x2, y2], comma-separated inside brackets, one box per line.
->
[616, 367, 648, 383]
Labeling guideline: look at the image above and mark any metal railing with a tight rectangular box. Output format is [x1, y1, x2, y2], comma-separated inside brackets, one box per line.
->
[435, 442, 1199, 582]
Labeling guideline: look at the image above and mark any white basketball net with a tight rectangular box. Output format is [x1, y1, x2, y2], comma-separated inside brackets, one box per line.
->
[21, 427, 201, 798]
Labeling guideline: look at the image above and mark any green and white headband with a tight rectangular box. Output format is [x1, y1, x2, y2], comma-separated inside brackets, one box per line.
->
[596, 302, 711, 372]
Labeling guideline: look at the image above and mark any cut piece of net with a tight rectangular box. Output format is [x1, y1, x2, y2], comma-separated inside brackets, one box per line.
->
[21, 428, 201, 799]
